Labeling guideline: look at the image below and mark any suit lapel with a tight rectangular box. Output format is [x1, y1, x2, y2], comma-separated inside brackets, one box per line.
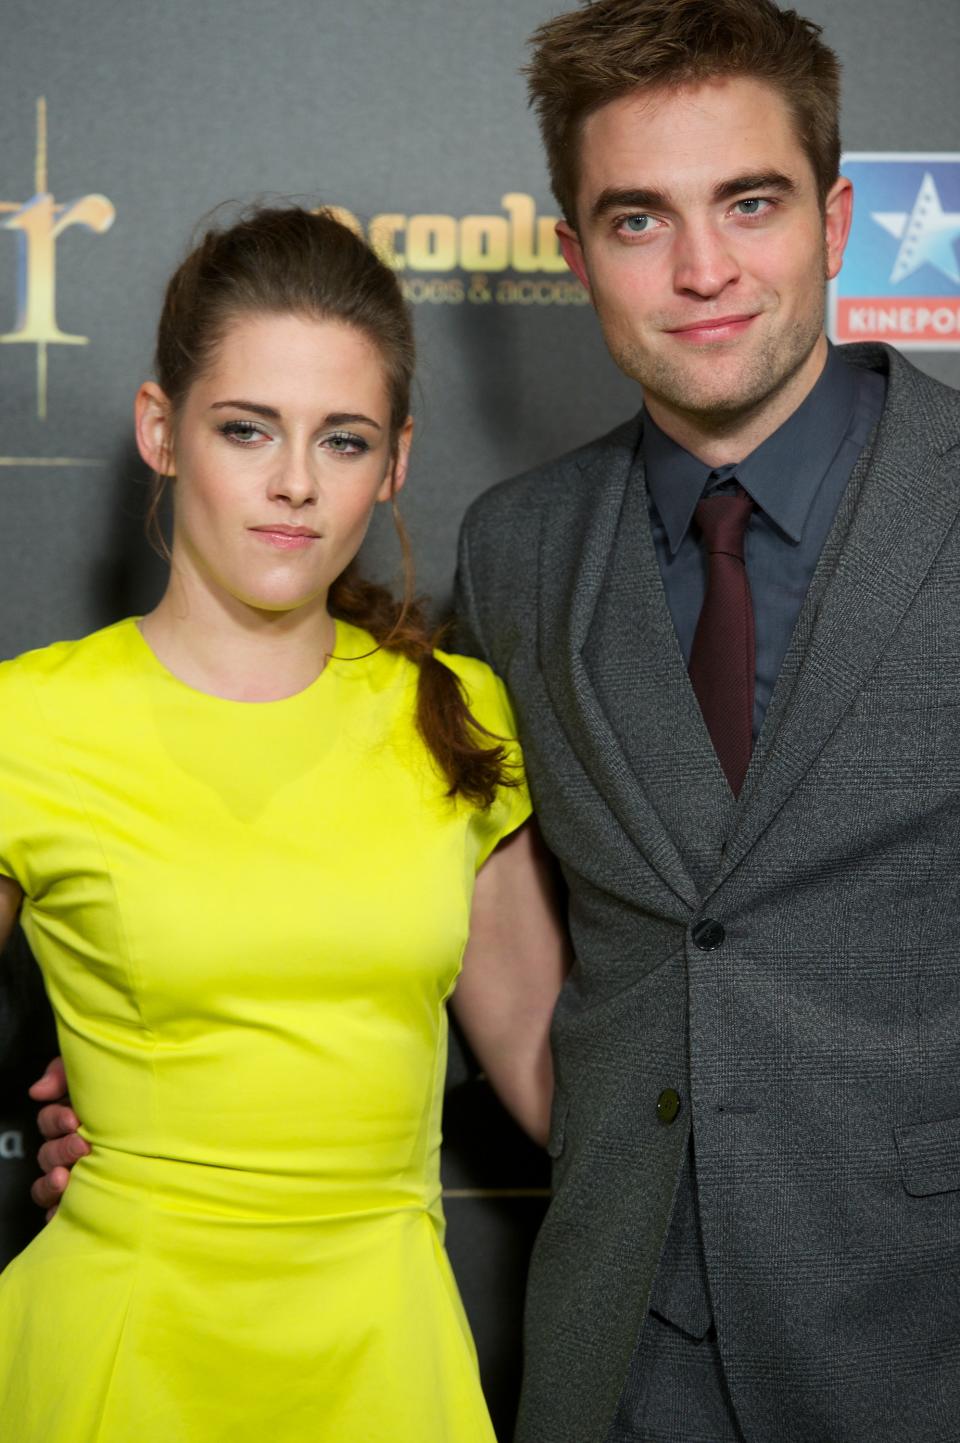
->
[719, 347, 960, 882]
[582, 451, 737, 895]
[539, 418, 701, 914]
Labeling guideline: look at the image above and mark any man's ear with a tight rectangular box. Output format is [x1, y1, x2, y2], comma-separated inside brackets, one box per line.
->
[556, 221, 591, 294]
[135, 382, 176, 476]
[824, 175, 854, 281]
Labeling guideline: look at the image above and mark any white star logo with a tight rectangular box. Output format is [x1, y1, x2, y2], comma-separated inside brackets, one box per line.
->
[871, 172, 960, 286]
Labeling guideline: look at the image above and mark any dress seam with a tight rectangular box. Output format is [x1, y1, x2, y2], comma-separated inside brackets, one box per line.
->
[22, 662, 161, 1153]
[88, 1199, 153, 1443]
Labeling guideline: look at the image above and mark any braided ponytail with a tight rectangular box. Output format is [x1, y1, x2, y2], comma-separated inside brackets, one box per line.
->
[329, 505, 516, 811]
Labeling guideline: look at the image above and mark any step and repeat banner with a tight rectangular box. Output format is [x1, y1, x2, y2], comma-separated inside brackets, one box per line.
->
[2, 0, 959, 1433]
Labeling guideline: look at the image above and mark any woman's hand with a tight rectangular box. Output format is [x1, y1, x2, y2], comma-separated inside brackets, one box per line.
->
[28, 1056, 90, 1219]
[453, 820, 571, 1146]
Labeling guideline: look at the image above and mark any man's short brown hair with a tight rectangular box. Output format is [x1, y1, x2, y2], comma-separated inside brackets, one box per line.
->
[525, 0, 841, 223]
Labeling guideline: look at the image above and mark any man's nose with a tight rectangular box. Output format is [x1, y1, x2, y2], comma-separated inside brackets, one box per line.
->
[672, 222, 741, 298]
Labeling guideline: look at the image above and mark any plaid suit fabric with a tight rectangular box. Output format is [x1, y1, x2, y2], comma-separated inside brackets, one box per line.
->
[607, 1318, 745, 1443]
[454, 344, 960, 1443]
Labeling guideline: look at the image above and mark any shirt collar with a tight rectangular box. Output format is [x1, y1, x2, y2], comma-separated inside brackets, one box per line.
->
[643, 344, 859, 556]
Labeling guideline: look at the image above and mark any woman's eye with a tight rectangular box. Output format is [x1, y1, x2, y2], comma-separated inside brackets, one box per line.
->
[219, 420, 264, 444]
[325, 432, 368, 455]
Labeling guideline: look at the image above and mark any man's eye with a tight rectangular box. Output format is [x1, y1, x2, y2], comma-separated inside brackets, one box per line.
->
[620, 214, 654, 234]
[219, 421, 264, 444]
[735, 198, 769, 216]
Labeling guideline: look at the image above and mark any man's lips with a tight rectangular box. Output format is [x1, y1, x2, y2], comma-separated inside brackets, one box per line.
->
[665, 314, 759, 342]
[249, 525, 321, 550]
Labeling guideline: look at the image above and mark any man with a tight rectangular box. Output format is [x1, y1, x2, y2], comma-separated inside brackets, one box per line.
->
[32, 2, 960, 1440]
[454, 1, 960, 1440]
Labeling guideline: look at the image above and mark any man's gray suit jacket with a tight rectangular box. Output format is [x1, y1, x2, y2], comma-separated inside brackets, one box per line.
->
[455, 344, 960, 1443]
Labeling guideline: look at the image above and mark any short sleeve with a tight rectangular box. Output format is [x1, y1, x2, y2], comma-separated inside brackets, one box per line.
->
[434, 649, 533, 871]
[0, 657, 40, 887]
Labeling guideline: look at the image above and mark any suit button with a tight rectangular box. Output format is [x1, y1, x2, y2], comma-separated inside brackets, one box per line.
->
[692, 917, 725, 950]
[657, 1089, 682, 1125]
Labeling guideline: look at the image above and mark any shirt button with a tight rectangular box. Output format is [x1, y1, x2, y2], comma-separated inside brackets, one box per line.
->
[692, 918, 725, 950]
[656, 1089, 682, 1125]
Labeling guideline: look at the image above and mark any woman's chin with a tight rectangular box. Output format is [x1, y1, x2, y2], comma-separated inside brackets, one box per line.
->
[230, 584, 330, 618]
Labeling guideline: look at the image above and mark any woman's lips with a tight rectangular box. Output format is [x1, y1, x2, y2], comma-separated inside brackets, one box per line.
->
[250, 526, 320, 550]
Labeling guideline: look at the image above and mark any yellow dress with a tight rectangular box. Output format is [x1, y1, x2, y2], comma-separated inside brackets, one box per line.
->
[0, 617, 530, 1443]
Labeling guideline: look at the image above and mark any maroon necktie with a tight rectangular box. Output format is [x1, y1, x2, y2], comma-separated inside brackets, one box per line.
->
[688, 486, 755, 796]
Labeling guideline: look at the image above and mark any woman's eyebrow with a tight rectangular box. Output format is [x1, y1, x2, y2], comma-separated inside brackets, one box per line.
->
[210, 401, 382, 430]
[210, 399, 281, 419]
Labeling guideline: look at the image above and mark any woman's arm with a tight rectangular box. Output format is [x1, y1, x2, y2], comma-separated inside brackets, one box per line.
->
[0, 873, 22, 949]
[452, 819, 571, 1147]
[0, 879, 89, 1215]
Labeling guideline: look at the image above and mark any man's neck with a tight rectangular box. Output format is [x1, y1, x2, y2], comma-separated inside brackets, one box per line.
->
[644, 334, 830, 468]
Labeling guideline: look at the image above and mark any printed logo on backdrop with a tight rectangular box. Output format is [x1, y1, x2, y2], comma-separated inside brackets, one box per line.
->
[0, 1132, 25, 1161]
[328, 195, 587, 308]
[830, 154, 960, 349]
[0, 98, 113, 471]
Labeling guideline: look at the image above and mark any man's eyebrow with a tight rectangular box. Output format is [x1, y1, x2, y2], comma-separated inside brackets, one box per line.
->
[590, 172, 798, 222]
[591, 187, 669, 220]
[712, 171, 797, 202]
[209, 401, 382, 430]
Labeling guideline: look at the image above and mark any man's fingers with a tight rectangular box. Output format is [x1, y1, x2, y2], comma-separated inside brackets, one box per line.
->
[30, 1166, 68, 1211]
[37, 1102, 81, 1141]
[37, 1134, 89, 1174]
[28, 1055, 68, 1102]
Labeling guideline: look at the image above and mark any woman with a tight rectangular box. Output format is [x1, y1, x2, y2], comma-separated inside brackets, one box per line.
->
[0, 206, 567, 1441]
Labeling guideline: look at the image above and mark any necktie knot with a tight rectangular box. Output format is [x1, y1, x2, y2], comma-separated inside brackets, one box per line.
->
[694, 488, 753, 560]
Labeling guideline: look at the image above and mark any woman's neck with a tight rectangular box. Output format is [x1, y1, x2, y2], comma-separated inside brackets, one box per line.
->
[140, 576, 335, 703]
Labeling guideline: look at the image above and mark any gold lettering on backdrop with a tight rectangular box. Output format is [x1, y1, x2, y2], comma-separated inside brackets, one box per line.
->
[323, 206, 363, 239]
[1, 194, 115, 345]
[0, 98, 115, 419]
[500, 193, 565, 273]
[459, 215, 509, 273]
[368, 214, 405, 270]
[406, 215, 458, 272]
[325, 196, 565, 284]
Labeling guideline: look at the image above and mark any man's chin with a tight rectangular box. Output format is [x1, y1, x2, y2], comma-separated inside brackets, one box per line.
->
[640, 371, 778, 426]
[620, 334, 823, 429]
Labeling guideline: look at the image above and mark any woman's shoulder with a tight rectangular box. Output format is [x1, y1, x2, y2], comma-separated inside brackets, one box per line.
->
[329, 622, 518, 740]
[432, 648, 518, 740]
[0, 619, 139, 705]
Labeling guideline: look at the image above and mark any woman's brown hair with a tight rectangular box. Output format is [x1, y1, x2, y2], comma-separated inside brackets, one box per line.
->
[149, 204, 515, 809]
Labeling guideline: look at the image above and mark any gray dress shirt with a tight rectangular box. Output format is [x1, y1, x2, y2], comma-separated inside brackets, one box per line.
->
[642, 345, 886, 737]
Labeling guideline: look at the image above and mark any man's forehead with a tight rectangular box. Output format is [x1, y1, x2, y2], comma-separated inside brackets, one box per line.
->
[578, 75, 805, 187]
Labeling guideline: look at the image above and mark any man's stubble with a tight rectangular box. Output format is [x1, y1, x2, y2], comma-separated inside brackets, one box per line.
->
[603, 244, 830, 437]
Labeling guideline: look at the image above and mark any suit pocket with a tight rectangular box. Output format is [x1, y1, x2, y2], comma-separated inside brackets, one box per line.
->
[895, 1115, 960, 1196]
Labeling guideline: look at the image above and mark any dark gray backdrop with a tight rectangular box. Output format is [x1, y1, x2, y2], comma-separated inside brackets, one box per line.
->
[2, 1, 959, 1434]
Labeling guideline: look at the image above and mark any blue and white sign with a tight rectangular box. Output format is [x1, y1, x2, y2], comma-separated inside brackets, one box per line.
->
[831, 154, 960, 349]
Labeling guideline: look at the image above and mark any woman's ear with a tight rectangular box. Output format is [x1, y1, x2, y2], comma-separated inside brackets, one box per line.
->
[378, 415, 414, 502]
[135, 382, 176, 476]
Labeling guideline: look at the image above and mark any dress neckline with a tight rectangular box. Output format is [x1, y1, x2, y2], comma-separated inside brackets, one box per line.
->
[124, 615, 351, 708]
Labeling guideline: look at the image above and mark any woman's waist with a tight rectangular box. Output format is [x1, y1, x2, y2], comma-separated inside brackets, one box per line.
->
[65, 1141, 442, 1223]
